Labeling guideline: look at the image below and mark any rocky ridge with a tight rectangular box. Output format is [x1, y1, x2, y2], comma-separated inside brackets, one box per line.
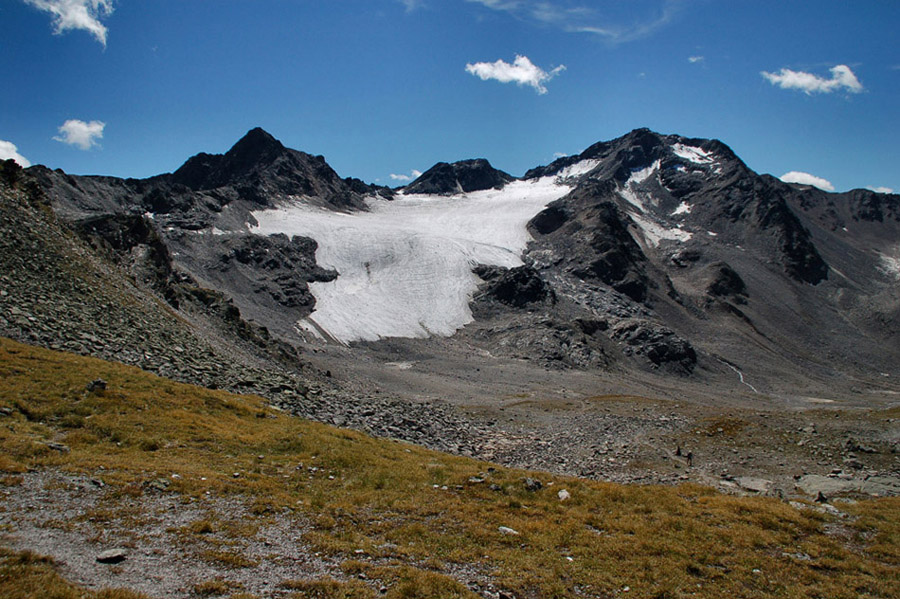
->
[464, 128, 900, 387]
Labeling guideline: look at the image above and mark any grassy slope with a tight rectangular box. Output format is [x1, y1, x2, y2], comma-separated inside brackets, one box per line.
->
[0, 337, 897, 599]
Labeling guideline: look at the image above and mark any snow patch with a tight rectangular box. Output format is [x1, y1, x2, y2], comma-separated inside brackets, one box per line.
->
[618, 186, 645, 212]
[878, 250, 900, 280]
[556, 159, 600, 179]
[386, 361, 414, 370]
[251, 177, 572, 343]
[629, 159, 660, 184]
[671, 202, 692, 216]
[617, 160, 690, 247]
[671, 143, 716, 165]
[618, 160, 661, 212]
[630, 213, 692, 247]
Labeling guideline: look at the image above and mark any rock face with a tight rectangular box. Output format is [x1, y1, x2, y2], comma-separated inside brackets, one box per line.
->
[530, 184, 650, 303]
[704, 262, 747, 303]
[170, 127, 373, 210]
[404, 159, 513, 195]
[174, 232, 338, 340]
[609, 319, 696, 374]
[473, 265, 555, 308]
[469, 127, 899, 383]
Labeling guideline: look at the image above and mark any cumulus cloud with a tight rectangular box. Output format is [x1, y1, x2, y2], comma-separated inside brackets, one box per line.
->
[466, 55, 565, 94]
[390, 169, 423, 182]
[467, 0, 680, 44]
[761, 64, 863, 95]
[867, 186, 894, 194]
[25, 0, 114, 47]
[780, 171, 835, 192]
[54, 119, 105, 150]
[688, 55, 704, 63]
[0, 140, 31, 167]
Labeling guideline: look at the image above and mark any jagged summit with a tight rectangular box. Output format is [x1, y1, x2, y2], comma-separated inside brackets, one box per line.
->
[171, 128, 285, 190]
[168, 127, 363, 207]
[404, 158, 514, 195]
[225, 127, 288, 165]
[525, 128, 746, 183]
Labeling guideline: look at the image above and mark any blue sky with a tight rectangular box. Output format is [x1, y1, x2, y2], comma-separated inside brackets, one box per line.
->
[1, 1, 897, 193]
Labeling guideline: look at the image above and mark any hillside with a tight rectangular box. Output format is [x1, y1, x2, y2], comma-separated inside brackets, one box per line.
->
[1, 337, 898, 599]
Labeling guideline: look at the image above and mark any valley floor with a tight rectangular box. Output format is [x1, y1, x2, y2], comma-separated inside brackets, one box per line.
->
[298, 334, 900, 502]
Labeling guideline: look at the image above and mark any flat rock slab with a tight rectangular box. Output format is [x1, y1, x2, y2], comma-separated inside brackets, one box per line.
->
[736, 477, 774, 494]
[796, 474, 900, 498]
[96, 549, 128, 564]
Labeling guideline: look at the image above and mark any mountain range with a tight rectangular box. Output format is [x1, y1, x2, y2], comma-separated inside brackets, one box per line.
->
[6, 126, 897, 401]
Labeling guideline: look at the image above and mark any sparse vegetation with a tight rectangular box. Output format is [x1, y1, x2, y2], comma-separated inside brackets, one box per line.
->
[192, 578, 243, 596]
[0, 548, 149, 599]
[280, 577, 376, 598]
[0, 337, 897, 598]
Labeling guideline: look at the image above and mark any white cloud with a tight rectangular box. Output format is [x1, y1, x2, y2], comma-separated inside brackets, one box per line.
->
[465, 54, 565, 94]
[467, 0, 680, 44]
[54, 119, 105, 150]
[867, 186, 894, 194]
[553, 152, 568, 158]
[0, 140, 31, 167]
[390, 169, 422, 182]
[398, 0, 424, 11]
[25, 0, 114, 47]
[780, 171, 835, 192]
[688, 55, 704, 63]
[761, 64, 863, 95]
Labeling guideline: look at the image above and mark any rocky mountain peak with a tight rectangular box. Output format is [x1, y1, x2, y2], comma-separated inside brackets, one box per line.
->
[525, 129, 747, 184]
[161, 128, 380, 211]
[225, 127, 287, 165]
[404, 158, 514, 195]
[171, 127, 291, 191]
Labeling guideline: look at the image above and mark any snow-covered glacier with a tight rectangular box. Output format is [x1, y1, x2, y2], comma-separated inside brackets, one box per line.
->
[250, 175, 576, 343]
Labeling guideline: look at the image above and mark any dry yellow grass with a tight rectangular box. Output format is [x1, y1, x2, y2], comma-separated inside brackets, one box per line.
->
[0, 336, 897, 598]
[0, 548, 149, 599]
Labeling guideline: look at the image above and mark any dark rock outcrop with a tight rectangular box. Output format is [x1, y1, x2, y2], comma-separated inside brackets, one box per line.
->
[214, 233, 336, 310]
[529, 185, 649, 303]
[704, 262, 748, 303]
[610, 319, 697, 374]
[404, 159, 513, 195]
[170, 127, 376, 210]
[473, 265, 555, 308]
